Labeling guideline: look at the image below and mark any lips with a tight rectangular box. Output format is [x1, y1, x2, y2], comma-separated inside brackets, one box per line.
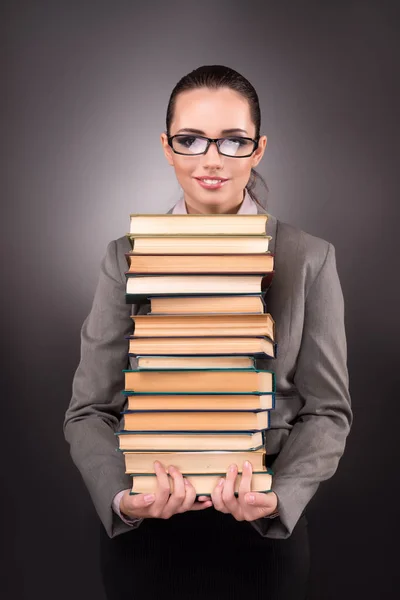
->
[194, 177, 229, 190]
[195, 177, 229, 182]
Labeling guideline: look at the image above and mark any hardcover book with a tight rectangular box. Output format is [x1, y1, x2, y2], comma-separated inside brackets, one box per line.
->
[125, 272, 274, 302]
[125, 253, 274, 274]
[123, 449, 267, 474]
[148, 294, 267, 314]
[128, 213, 269, 236]
[126, 235, 271, 255]
[123, 368, 275, 394]
[124, 392, 274, 411]
[129, 470, 274, 496]
[127, 336, 276, 359]
[130, 313, 275, 340]
[121, 409, 271, 432]
[135, 355, 256, 369]
[115, 430, 265, 452]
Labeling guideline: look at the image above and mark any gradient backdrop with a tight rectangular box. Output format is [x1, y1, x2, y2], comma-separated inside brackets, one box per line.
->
[3, 1, 400, 599]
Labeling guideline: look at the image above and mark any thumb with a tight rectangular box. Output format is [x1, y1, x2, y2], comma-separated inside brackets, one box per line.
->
[131, 492, 156, 508]
[122, 491, 155, 515]
[244, 491, 277, 510]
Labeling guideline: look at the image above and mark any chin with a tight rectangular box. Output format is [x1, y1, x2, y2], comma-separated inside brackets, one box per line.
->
[192, 187, 230, 201]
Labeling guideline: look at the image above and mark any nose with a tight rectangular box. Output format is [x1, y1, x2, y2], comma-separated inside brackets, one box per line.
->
[200, 140, 224, 168]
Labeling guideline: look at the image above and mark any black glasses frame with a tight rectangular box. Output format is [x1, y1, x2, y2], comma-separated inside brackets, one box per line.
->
[167, 134, 260, 158]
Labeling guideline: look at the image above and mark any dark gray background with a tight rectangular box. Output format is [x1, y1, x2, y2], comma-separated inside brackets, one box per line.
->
[3, 1, 400, 598]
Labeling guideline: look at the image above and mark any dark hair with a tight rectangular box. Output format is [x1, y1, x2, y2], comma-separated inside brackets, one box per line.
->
[166, 65, 269, 210]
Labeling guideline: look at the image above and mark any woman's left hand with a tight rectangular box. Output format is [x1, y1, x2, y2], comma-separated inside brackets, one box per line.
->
[211, 460, 278, 521]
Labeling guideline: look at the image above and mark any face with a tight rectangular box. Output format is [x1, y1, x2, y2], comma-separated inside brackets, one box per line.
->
[160, 87, 267, 214]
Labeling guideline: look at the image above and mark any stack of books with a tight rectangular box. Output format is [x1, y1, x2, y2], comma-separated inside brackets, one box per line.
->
[115, 212, 277, 497]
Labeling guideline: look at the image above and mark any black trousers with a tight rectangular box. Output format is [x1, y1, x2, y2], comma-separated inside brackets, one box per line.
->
[100, 457, 310, 600]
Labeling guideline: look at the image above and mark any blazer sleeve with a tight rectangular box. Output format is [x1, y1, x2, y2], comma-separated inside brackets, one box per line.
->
[63, 238, 143, 539]
[258, 242, 353, 539]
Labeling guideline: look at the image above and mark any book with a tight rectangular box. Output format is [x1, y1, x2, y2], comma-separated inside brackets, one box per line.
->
[128, 213, 269, 236]
[124, 393, 275, 411]
[115, 430, 264, 451]
[129, 470, 273, 496]
[123, 368, 275, 394]
[121, 410, 271, 432]
[127, 336, 276, 359]
[116, 211, 278, 493]
[126, 273, 273, 301]
[127, 235, 271, 255]
[149, 294, 266, 314]
[123, 449, 267, 474]
[125, 253, 274, 274]
[136, 355, 256, 369]
[130, 313, 275, 339]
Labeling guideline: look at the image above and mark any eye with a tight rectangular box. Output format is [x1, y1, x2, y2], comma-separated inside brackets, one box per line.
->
[172, 135, 208, 154]
[178, 135, 197, 148]
[224, 137, 249, 146]
[176, 135, 197, 147]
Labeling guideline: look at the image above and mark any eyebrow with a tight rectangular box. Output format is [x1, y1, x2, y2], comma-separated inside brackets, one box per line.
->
[176, 128, 249, 135]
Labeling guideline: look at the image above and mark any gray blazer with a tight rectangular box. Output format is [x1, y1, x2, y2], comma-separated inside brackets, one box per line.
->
[64, 203, 352, 540]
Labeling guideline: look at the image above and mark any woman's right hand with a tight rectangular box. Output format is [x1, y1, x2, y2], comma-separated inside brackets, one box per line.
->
[119, 460, 213, 520]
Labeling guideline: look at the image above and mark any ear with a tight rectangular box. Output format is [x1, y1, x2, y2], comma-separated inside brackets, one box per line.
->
[160, 132, 175, 166]
[251, 135, 267, 168]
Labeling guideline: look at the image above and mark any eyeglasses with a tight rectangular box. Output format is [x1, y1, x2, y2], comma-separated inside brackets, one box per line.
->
[168, 134, 260, 158]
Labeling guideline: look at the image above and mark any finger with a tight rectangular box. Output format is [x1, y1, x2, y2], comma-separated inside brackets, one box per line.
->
[162, 465, 186, 517]
[181, 480, 214, 512]
[211, 477, 229, 513]
[197, 495, 210, 502]
[222, 464, 240, 516]
[190, 497, 213, 511]
[153, 461, 171, 514]
[175, 476, 197, 513]
[238, 460, 252, 507]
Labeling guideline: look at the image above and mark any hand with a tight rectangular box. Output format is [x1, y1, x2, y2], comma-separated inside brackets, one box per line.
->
[211, 460, 278, 521]
[120, 460, 213, 520]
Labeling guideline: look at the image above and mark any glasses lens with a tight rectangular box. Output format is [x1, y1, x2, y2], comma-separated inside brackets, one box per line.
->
[172, 135, 208, 155]
[218, 137, 255, 157]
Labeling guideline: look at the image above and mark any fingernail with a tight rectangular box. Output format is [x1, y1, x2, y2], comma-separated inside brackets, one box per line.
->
[168, 465, 175, 473]
[218, 478, 225, 487]
[246, 494, 255, 504]
[229, 464, 237, 473]
[184, 478, 189, 485]
[244, 460, 251, 469]
[144, 494, 155, 503]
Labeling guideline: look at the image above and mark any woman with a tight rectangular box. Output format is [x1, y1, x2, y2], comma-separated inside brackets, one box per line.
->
[64, 65, 352, 600]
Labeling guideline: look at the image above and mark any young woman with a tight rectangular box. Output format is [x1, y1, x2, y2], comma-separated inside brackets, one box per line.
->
[64, 65, 352, 600]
